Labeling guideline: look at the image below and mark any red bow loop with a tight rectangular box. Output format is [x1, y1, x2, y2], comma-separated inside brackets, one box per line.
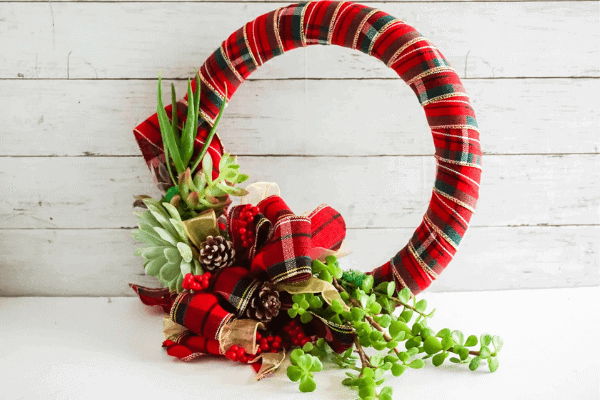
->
[227, 196, 346, 285]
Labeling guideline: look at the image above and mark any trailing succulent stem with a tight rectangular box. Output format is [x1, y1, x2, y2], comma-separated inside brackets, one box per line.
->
[285, 256, 503, 399]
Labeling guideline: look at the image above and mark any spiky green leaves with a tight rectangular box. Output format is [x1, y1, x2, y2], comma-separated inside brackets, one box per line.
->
[132, 198, 202, 292]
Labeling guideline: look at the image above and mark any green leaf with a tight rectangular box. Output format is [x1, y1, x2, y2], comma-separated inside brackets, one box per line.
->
[458, 347, 470, 361]
[409, 359, 425, 369]
[400, 309, 413, 323]
[302, 342, 314, 352]
[398, 288, 411, 304]
[449, 357, 462, 364]
[287, 308, 298, 318]
[170, 83, 179, 145]
[189, 85, 227, 174]
[179, 260, 192, 276]
[469, 356, 481, 371]
[375, 314, 391, 328]
[368, 302, 382, 315]
[162, 202, 181, 221]
[481, 334, 492, 347]
[423, 336, 443, 355]
[380, 386, 393, 397]
[351, 307, 365, 321]
[492, 335, 504, 352]
[290, 349, 304, 365]
[202, 154, 213, 184]
[436, 328, 451, 338]
[432, 352, 448, 367]
[465, 335, 478, 347]
[489, 357, 500, 372]
[415, 299, 427, 313]
[180, 79, 196, 166]
[389, 321, 405, 339]
[480, 346, 491, 359]
[154, 227, 177, 245]
[286, 365, 302, 382]
[331, 299, 344, 314]
[310, 357, 323, 372]
[391, 363, 405, 377]
[451, 330, 465, 346]
[157, 73, 184, 174]
[387, 281, 396, 297]
[298, 376, 316, 393]
[441, 336, 454, 351]
[300, 312, 313, 324]
[361, 275, 374, 292]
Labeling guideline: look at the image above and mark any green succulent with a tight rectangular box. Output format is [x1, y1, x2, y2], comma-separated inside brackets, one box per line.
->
[156, 72, 249, 215]
[132, 197, 202, 292]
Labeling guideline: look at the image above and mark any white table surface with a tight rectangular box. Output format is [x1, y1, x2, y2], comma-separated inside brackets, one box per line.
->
[1, 287, 598, 400]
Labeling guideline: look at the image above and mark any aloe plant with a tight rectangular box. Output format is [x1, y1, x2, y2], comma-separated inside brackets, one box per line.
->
[156, 72, 248, 215]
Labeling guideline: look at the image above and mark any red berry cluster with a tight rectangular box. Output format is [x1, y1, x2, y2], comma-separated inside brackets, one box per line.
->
[224, 344, 251, 363]
[182, 272, 212, 291]
[238, 204, 259, 248]
[255, 331, 283, 355]
[283, 320, 314, 347]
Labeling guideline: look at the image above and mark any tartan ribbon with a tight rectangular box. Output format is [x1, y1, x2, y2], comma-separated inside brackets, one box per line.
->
[214, 195, 346, 315]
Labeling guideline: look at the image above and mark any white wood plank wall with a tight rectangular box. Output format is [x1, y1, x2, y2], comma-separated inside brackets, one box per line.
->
[0, 1, 598, 296]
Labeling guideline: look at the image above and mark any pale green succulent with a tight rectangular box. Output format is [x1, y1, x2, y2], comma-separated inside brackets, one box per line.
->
[132, 198, 202, 292]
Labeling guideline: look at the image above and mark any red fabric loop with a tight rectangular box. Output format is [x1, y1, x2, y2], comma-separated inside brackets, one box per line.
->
[133, 1, 482, 294]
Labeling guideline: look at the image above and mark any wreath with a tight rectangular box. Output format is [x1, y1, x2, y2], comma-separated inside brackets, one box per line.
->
[130, 2, 500, 398]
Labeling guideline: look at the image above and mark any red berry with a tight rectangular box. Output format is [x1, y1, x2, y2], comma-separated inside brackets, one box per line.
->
[297, 332, 306, 340]
[261, 338, 268, 346]
[301, 338, 310, 347]
[256, 347, 262, 355]
[271, 348, 278, 353]
[274, 336, 282, 343]
[230, 345, 239, 353]
[248, 237, 254, 244]
[240, 355, 248, 363]
[239, 221, 247, 227]
[272, 342, 281, 350]
[191, 282, 202, 291]
[244, 212, 253, 219]
[239, 228, 246, 235]
[267, 336, 274, 343]
[260, 343, 269, 351]
[230, 352, 238, 362]
[242, 241, 249, 247]
[256, 332, 262, 341]
[244, 204, 252, 210]
[204, 272, 211, 279]
[289, 320, 297, 328]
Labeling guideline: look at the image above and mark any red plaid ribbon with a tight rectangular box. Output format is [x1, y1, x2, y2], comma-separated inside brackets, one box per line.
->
[214, 195, 346, 314]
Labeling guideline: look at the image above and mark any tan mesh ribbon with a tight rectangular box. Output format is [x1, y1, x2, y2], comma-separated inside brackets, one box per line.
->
[163, 317, 187, 341]
[251, 350, 287, 381]
[218, 318, 265, 355]
[182, 209, 221, 249]
[276, 276, 350, 311]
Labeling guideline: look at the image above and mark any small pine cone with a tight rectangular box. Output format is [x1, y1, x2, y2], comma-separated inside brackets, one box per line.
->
[246, 282, 281, 323]
[199, 236, 235, 271]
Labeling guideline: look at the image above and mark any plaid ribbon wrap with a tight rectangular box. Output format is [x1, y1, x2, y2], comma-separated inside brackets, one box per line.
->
[133, 1, 481, 296]
[214, 195, 346, 314]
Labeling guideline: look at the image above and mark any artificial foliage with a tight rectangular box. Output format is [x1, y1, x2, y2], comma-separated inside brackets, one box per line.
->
[284, 260, 503, 398]
[128, 2, 493, 397]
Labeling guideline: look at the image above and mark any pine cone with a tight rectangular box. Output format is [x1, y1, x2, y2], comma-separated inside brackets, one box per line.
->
[246, 282, 281, 323]
[199, 236, 235, 271]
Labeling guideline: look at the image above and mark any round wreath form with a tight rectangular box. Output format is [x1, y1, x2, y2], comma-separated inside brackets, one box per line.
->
[131, 2, 494, 398]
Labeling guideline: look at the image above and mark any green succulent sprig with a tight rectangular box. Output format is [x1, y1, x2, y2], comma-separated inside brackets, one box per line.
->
[132, 198, 202, 292]
[156, 73, 248, 215]
[285, 256, 502, 399]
